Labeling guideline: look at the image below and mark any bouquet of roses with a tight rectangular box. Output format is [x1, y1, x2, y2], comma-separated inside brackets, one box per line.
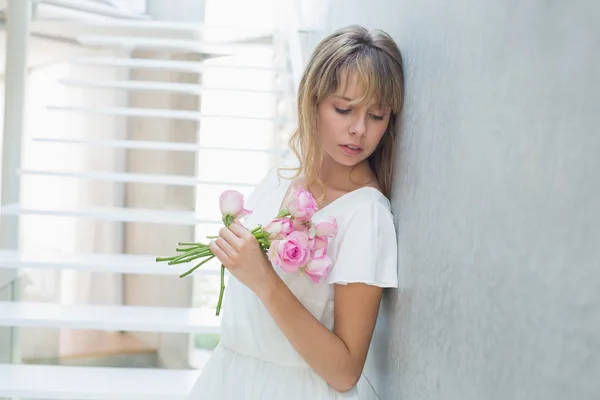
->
[156, 186, 338, 316]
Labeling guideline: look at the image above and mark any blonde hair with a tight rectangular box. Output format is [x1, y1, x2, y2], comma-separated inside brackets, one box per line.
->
[284, 25, 404, 202]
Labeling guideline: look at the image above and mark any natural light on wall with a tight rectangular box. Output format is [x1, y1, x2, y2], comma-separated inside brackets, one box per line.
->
[10, 0, 296, 368]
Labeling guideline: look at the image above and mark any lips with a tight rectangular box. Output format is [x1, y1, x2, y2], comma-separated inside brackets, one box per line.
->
[340, 144, 363, 155]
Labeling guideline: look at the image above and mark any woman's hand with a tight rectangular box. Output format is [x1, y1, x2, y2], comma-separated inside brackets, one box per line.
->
[209, 221, 278, 296]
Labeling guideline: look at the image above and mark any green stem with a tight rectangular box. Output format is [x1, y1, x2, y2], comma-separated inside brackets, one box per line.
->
[156, 255, 178, 262]
[178, 242, 209, 247]
[214, 217, 237, 316]
[170, 253, 213, 266]
[215, 264, 226, 316]
[179, 255, 216, 278]
[171, 249, 201, 261]
[176, 244, 207, 252]
[169, 251, 201, 263]
[168, 248, 212, 265]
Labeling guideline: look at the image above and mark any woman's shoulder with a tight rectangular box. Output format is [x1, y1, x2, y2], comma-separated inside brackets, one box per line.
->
[331, 186, 393, 224]
[326, 187, 398, 288]
[350, 192, 393, 232]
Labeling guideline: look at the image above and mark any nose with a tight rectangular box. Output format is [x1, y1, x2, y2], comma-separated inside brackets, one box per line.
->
[349, 113, 367, 137]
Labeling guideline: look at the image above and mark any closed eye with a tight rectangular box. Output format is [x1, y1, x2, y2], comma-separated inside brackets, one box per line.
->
[335, 106, 385, 120]
[334, 106, 351, 115]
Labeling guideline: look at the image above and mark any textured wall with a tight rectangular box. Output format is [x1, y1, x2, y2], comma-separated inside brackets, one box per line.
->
[319, 1, 600, 399]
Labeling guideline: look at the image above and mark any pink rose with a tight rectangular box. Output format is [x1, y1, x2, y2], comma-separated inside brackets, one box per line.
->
[310, 236, 328, 258]
[267, 240, 281, 266]
[293, 218, 311, 233]
[287, 186, 318, 220]
[263, 218, 294, 240]
[304, 255, 332, 283]
[314, 217, 337, 238]
[219, 190, 251, 219]
[268, 231, 311, 273]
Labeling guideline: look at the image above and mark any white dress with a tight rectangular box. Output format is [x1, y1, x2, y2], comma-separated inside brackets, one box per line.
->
[190, 162, 398, 400]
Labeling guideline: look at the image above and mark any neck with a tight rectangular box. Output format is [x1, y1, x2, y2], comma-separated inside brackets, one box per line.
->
[318, 156, 373, 191]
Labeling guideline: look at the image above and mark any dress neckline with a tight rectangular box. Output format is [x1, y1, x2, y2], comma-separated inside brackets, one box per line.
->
[278, 176, 387, 217]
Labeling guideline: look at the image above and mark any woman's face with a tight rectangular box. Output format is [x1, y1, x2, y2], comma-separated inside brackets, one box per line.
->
[317, 73, 391, 168]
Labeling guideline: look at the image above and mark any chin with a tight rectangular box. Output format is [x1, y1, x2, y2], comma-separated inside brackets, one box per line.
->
[325, 151, 366, 168]
[336, 157, 362, 167]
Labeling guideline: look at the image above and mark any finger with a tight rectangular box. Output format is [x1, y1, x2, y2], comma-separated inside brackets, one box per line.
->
[215, 235, 236, 258]
[219, 226, 243, 247]
[229, 222, 251, 238]
[209, 240, 232, 266]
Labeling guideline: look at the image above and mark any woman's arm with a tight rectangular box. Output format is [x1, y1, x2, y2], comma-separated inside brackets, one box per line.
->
[259, 275, 383, 392]
[210, 222, 383, 392]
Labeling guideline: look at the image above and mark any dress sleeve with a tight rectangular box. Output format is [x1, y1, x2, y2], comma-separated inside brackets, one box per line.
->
[326, 201, 398, 288]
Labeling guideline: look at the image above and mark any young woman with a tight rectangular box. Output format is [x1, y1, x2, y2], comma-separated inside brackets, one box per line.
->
[190, 25, 404, 399]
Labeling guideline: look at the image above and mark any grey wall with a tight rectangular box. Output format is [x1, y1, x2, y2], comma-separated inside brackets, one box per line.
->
[318, 1, 599, 399]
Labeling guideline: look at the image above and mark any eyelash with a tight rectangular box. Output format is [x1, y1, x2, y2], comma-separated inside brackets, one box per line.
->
[334, 106, 384, 121]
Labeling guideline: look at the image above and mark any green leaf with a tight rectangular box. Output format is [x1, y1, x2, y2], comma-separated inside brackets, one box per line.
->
[224, 214, 235, 227]
[277, 208, 290, 218]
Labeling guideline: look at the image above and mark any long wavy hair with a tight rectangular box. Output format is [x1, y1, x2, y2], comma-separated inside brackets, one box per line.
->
[283, 25, 404, 203]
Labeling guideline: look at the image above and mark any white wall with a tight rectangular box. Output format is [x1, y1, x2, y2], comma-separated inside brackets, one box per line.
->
[314, 1, 599, 399]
